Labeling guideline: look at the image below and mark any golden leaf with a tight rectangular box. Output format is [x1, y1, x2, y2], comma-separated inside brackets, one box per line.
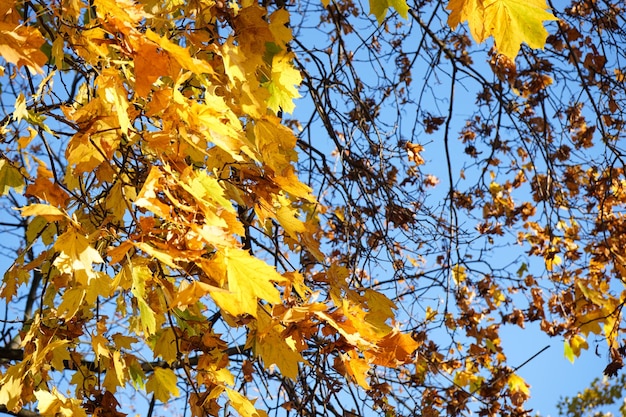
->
[0, 16, 47, 74]
[447, 0, 486, 42]
[342, 351, 371, 389]
[172, 281, 227, 310]
[153, 328, 178, 364]
[145, 29, 214, 76]
[134, 43, 174, 97]
[146, 368, 180, 403]
[265, 52, 302, 114]
[251, 312, 308, 379]
[34, 390, 63, 416]
[369, 0, 409, 24]
[269, 9, 293, 47]
[0, 159, 23, 195]
[507, 373, 530, 395]
[226, 388, 269, 417]
[20, 204, 68, 222]
[452, 264, 467, 285]
[368, 330, 419, 367]
[447, 0, 557, 59]
[210, 248, 283, 317]
[53, 228, 104, 285]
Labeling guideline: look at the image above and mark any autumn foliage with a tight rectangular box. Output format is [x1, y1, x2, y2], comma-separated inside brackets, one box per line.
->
[0, 0, 624, 416]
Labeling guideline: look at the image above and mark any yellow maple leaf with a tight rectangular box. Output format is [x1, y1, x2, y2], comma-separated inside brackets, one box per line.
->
[364, 288, 396, 331]
[92, 0, 146, 24]
[342, 350, 371, 389]
[452, 264, 467, 285]
[0, 159, 23, 195]
[210, 248, 283, 317]
[545, 252, 561, 271]
[134, 43, 174, 97]
[483, 0, 558, 58]
[447, 0, 557, 59]
[53, 228, 104, 285]
[316, 310, 375, 349]
[96, 68, 131, 134]
[20, 204, 68, 222]
[269, 9, 293, 47]
[145, 29, 214, 76]
[368, 329, 419, 367]
[172, 280, 227, 309]
[507, 373, 530, 395]
[226, 388, 269, 417]
[447, 0, 486, 42]
[252, 117, 298, 173]
[0, 18, 47, 74]
[146, 368, 180, 403]
[153, 328, 178, 364]
[564, 334, 588, 363]
[0, 365, 25, 412]
[369, 0, 409, 24]
[266, 52, 301, 114]
[251, 312, 308, 379]
[34, 389, 63, 416]
[57, 287, 86, 319]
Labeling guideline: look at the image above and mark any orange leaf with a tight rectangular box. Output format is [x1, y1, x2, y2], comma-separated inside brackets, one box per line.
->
[172, 281, 227, 309]
[0, 13, 47, 74]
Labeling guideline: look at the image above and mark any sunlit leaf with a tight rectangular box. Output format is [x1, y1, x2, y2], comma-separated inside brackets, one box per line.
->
[146, 368, 180, 403]
[0, 159, 23, 195]
[369, 0, 409, 24]
[447, 0, 557, 58]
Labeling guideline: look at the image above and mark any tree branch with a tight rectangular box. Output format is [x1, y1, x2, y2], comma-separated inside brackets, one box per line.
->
[0, 405, 40, 417]
[0, 345, 249, 373]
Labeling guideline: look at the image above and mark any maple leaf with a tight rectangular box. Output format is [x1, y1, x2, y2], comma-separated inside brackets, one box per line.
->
[23, 161, 71, 207]
[564, 334, 588, 363]
[0, 16, 47, 74]
[172, 280, 227, 309]
[368, 329, 419, 367]
[603, 359, 624, 377]
[342, 351, 371, 389]
[483, 0, 558, 58]
[0, 365, 25, 412]
[145, 29, 214, 76]
[251, 312, 308, 379]
[452, 264, 467, 285]
[265, 52, 302, 114]
[447, 0, 486, 42]
[133, 43, 173, 97]
[369, 0, 409, 24]
[226, 388, 269, 417]
[146, 368, 180, 403]
[0, 159, 23, 195]
[53, 228, 104, 285]
[35, 390, 63, 416]
[210, 248, 283, 317]
[35, 389, 87, 417]
[447, 0, 557, 59]
[269, 9, 293, 47]
[20, 204, 69, 222]
[507, 373, 530, 396]
[153, 328, 178, 364]
[96, 68, 131, 134]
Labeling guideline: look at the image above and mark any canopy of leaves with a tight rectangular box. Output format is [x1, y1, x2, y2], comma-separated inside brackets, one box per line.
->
[0, 0, 625, 417]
